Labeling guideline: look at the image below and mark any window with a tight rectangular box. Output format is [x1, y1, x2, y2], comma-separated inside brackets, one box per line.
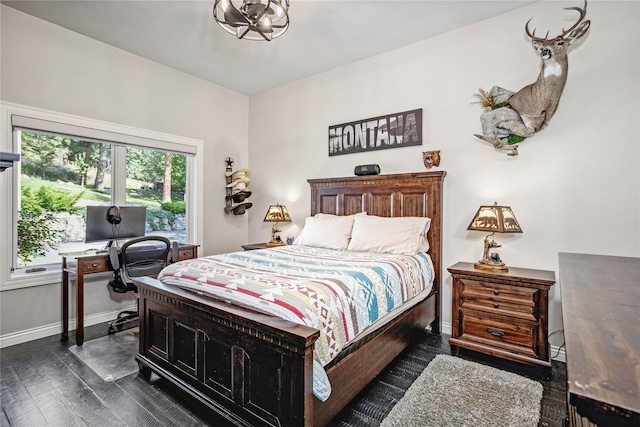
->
[16, 133, 113, 267]
[15, 132, 189, 268]
[1, 102, 203, 289]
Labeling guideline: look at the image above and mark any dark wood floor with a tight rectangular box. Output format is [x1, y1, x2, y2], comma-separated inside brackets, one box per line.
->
[1, 324, 567, 426]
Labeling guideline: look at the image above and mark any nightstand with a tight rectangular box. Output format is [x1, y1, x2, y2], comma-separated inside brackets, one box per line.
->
[447, 262, 555, 370]
[241, 243, 269, 251]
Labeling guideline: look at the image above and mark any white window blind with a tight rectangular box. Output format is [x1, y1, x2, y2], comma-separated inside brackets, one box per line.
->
[11, 115, 197, 155]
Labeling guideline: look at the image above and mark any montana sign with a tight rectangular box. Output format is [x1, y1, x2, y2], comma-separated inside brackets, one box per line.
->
[328, 109, 422, 156]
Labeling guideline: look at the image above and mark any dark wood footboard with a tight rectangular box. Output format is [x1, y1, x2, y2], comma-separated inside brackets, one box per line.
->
[135, 276, 319, 426]
[136, 278, 319, 426]
[134, 276, 436, 427]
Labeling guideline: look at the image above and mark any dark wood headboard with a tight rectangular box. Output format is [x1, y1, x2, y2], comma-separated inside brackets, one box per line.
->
[307, 171, 446, 299]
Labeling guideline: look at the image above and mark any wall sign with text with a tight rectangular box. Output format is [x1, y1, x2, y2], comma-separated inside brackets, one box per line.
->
[328, 109, 422, 156]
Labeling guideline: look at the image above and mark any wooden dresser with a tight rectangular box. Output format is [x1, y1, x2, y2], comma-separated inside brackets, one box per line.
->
[448, 262, 555, 371]
[559, 253, 640, 427]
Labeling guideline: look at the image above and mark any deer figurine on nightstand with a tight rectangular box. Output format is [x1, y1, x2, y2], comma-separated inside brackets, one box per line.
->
[474, 0, 591, 156]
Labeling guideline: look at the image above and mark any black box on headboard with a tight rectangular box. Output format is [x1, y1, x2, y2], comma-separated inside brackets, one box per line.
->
[354, 164, 380, 176]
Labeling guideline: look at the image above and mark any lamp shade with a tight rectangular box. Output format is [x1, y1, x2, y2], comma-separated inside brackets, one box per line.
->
[263, 204, 292, 223]
[467, 202, 522, 233]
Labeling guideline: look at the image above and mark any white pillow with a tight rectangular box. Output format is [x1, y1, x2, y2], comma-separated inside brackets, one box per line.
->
[293, 215, 356, 250]
[347, 215, 431, 255]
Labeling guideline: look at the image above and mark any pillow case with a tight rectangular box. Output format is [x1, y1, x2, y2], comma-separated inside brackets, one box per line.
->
[293, 215, 357, 250]
[347, 215, 431, 255]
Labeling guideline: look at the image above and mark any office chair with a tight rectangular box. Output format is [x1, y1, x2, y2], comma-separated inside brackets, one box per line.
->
[107, 235, 179, 334]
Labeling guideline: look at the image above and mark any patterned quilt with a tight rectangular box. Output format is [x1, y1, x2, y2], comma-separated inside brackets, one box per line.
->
[157, 245, 434, 400]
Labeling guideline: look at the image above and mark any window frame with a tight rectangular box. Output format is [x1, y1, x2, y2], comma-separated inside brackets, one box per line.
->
[1, 101, 204, 291]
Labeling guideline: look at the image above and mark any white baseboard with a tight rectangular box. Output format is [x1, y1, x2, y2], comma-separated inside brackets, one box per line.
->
[441, 321, 452, 336]
[1, 312, 568, 364]
[550, 345, 566, 363]
[0, 305, 136, 349]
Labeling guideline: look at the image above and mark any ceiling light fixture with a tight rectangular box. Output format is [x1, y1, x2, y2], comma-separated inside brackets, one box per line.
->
[213, 0, 290, 41]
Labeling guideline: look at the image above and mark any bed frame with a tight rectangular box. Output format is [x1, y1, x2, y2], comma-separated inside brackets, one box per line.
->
[134, 171, 446, 426]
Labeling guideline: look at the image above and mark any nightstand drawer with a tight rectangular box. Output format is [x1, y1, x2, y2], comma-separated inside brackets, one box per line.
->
[177, 248, 195, 261]
[81, 258, 108, 273]
[460, 310, 538, 358]
[174, 244, 199, 261]
[459, 278, 537, 321]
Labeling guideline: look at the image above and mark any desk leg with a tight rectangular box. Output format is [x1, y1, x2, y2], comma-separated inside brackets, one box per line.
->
[62, 257, 69, 341]
[76, 269, 85, 346]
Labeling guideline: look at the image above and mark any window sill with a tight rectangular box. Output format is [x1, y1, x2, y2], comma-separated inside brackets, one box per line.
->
[2, 265, 63, 291]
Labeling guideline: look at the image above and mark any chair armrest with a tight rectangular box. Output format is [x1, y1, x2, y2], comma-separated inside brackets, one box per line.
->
[108, 246, 120, 270]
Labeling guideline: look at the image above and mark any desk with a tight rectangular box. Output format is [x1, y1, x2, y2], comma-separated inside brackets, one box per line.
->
[61, 243, 198, 346]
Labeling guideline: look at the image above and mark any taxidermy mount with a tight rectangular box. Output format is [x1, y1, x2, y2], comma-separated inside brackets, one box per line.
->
[423, 150, 441, 169]
[474, 0, 591, 156]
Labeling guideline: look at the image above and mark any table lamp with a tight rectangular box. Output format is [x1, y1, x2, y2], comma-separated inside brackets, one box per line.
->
[263, 204, 291, 247]
[467, 202, 522, 271]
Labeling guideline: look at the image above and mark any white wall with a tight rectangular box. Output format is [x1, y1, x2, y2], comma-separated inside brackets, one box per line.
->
[2, 1, 638, 348]
[0, 5, 249, 340]
[248, 0, 640, 341]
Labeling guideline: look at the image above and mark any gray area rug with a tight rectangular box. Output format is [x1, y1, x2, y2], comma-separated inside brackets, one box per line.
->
[380, 354, 543, 427]
[69, 328, 139, 381]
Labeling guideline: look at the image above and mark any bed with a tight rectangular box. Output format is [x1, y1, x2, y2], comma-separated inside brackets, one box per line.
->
[133, 171, 446, 426]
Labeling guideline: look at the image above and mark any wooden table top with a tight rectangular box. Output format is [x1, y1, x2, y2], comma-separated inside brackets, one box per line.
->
[559, 252, 640, 417]
[447, 261, 555, 287]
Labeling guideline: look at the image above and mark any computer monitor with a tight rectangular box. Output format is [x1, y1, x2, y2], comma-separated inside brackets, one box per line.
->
[85, 205, 147, 247]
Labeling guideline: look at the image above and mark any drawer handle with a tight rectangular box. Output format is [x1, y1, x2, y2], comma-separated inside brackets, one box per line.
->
[92, 263, 99, 268]
[487, 327, 505, 337]
[493, 303, 499, 308]
[493, 289, 499, 295]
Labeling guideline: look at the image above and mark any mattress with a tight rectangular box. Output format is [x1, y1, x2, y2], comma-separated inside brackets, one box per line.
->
[157, 245, 435, 399]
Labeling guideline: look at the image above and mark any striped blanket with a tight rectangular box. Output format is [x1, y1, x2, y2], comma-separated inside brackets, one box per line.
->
[157, 245, 434, 399]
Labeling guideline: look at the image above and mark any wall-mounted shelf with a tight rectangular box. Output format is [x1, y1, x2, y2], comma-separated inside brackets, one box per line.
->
[224, 157, 252, 216]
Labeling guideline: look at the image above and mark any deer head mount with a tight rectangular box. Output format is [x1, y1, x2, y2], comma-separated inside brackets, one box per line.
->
[474, 0, 591, 156]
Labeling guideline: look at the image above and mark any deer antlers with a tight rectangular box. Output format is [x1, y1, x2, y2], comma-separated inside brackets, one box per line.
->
[525, 0, 588, 41]
[473, 0, 591, 155]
